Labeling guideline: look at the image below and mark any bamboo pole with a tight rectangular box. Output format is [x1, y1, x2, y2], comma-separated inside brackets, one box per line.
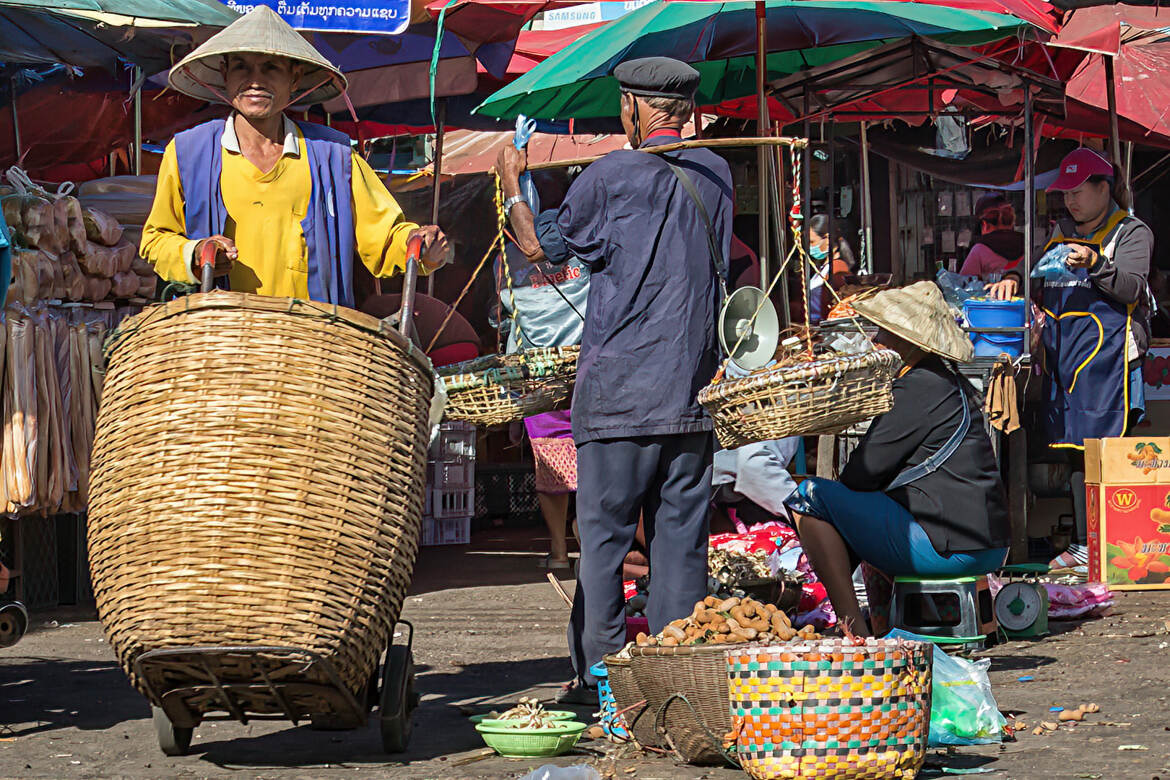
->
[428, 100, 447, 297]
[860, 120, 873, 274]
[1024, 85, 1035, 334]
[525, 136, 807, 171]
[756, 0, 771, 288]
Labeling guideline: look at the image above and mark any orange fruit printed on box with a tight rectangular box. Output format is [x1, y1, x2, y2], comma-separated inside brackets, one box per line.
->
[1085, 437, 1170, 590]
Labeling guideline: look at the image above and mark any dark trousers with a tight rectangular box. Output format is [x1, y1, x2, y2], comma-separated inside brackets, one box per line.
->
[568, 432, 712, 684]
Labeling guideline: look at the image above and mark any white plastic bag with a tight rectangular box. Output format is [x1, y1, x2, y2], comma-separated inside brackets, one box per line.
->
[518, 765, 602, 780]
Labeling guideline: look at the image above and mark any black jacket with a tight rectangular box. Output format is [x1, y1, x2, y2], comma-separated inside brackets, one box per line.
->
[839, 356, 1010, 555]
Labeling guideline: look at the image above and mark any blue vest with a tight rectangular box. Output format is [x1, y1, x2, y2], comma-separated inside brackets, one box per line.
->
[1041, 209, 1133, 449]
[173, 118, 357, 307]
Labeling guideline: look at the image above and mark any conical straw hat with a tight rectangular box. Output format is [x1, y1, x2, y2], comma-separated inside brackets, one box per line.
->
[853, 281, 975, 363]
[169, 6, 346, 106]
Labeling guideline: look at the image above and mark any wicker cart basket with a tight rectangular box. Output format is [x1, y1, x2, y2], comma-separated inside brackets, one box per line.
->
[87, 291, 434, 698]
[438, 345, 578, 427]
[697, 350, 901, 449]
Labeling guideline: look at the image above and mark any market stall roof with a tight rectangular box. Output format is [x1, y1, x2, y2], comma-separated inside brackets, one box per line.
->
[765, 37, 1065, 123]
[479, 21, 608, 76]
[0, 3, 232, 71]
[0, 0, 238, 25]
[475, 0, 1038, 120]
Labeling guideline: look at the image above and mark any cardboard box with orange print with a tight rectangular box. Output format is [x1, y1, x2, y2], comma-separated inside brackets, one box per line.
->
[1085, 437, 1170, 590]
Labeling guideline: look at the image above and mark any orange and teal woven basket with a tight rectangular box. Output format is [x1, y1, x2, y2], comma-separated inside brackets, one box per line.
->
[726, 638, 932, 780]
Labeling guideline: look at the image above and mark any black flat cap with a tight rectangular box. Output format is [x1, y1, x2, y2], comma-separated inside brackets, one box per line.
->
[613, 57, 700, 101]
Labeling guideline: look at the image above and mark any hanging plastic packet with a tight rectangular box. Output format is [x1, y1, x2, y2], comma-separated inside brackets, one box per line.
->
[514, 115, 540, 214]
[1031, 243, 1084, 283]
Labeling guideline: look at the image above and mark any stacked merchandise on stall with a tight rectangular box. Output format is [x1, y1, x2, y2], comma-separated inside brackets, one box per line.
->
[0, 170, 159, 607]
[422, 421, 476, 546]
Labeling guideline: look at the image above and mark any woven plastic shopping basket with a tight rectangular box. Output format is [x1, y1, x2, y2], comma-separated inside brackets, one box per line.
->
[87, 292, 434, 696]
[726, 638, 932, 780]
[437, 345, 577, 427]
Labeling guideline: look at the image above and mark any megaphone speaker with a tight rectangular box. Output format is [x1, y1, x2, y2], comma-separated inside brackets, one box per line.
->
[719, 286, 780, 371]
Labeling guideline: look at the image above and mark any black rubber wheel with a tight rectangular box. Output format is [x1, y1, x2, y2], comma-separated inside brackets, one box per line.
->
[379, 645, 415, 753]
[152, 706, 193, 757]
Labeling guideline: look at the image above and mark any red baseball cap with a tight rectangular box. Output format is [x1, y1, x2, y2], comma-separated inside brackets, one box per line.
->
[1048, 148, 1114, 192]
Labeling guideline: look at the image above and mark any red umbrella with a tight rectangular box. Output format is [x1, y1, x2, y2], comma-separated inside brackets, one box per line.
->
[1050, 5, 1170, 149]
[426, 0, 590, 44]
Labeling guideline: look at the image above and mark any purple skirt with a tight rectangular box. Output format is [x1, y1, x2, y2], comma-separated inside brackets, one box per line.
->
[523, 409, 573, 440]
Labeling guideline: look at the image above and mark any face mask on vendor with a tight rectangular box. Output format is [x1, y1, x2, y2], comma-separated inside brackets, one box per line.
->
[223, 53, 303, 120]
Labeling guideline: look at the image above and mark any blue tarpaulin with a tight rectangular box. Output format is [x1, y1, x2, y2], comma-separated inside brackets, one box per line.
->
[226, 0, 411, 35]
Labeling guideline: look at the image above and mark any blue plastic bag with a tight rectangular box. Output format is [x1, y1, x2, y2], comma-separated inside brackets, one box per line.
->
[1031, 244, 1085, 283]
[514, 115, 540, 214]
[887, 629, 1007, 745]
[935, 268, 986, 309]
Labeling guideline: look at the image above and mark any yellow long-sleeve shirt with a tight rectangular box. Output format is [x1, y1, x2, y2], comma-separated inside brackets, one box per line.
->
[141, 115, 420, 298]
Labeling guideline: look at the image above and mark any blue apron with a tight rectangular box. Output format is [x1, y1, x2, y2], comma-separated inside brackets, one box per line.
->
[1041, 209, 1133, 449]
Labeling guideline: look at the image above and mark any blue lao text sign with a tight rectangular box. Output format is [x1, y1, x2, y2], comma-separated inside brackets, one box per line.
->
[226, 0, 411, 35]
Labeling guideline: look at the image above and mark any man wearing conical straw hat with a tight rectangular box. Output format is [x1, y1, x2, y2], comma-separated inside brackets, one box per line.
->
[784, 282, 1010, 636]
[141, 6, 451, 304]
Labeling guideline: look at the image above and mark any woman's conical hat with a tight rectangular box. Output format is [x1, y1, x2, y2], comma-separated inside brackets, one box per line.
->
[853, 281, 975, 363]
[169, 6, 346, 106]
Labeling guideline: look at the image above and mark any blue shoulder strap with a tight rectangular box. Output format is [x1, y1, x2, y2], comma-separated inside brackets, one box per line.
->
[887, 374, 972, 491]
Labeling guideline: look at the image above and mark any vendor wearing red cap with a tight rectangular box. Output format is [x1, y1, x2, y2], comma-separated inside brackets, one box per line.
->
[141, 6, 450, 303]
[990, 147, 1153, 570]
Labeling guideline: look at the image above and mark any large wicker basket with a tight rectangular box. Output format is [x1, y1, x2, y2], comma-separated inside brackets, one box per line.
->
[628, 644, 739, 765]
[438, 345, 578, 427]
[697, 350, 901, 448]
[604, 654, 661, 748]
[727, 638, 932, 780]
[88, 292, 433, 697]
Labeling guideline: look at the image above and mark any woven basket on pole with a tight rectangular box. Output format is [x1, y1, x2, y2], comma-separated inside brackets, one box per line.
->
[88, 291, 434, 697]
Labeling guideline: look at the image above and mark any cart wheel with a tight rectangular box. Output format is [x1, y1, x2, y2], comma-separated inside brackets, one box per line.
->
[379, 645, 415, 753]
[152, 706, 193, 757]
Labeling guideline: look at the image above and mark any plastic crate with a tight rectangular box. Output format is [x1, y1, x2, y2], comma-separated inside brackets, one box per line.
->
[429, 458, 475, 490]
[475, 464, 541, 526]
[432, 486, 475, 520]
[431, 421, 476, 462]
[420, 515, 471, 546]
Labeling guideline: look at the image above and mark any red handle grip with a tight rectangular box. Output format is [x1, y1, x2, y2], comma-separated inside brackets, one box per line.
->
[199, 240, 218, 293]
[406, 234, 424, 265]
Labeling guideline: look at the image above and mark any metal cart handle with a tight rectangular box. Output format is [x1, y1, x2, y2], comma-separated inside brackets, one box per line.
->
[397, 234, 424, 341]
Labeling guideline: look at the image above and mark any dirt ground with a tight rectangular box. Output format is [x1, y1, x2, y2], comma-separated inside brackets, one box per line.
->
[2, 527, 1169, 780]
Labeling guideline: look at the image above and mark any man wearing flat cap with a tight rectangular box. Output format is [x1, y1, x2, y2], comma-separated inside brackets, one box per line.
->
[498, 56, 733, 701]
[142, 6, 451, 303]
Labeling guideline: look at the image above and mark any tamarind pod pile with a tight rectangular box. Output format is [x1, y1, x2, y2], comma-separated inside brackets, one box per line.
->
[635, 595, 821, 647]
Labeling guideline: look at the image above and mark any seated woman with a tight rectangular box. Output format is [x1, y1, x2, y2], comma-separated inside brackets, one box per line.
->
[786, 281, 1010, 636]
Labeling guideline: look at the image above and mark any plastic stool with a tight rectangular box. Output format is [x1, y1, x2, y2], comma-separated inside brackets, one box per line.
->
[889, 575, 997, 647]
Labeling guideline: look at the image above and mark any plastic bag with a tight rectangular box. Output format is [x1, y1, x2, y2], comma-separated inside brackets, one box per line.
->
[518, 766, 602, 780]
[886, 629, 1006, 745]
[935, 268, 985, 309]
[1031, 244, 1083, 283]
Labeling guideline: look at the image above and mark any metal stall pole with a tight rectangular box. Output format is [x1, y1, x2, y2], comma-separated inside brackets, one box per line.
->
[756, 0, 771, 288]
[427, 100, 447, 296]
[10, 78, 20, 162]
[860, 120, 873, 274]
[134, 67, 143, 175]
[1006, 83, 1037, 565]
[1104, 55, 1125, 192]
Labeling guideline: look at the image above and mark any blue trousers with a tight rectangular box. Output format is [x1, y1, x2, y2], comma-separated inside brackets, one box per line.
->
[568, 433, 712, 684]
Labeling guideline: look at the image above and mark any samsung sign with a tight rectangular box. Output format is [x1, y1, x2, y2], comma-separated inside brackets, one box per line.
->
[226, 0, 411, 34]
[541, 1, 651, 30]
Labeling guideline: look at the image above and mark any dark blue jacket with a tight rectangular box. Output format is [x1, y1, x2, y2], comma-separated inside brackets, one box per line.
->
[537, 134, 733, 443]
